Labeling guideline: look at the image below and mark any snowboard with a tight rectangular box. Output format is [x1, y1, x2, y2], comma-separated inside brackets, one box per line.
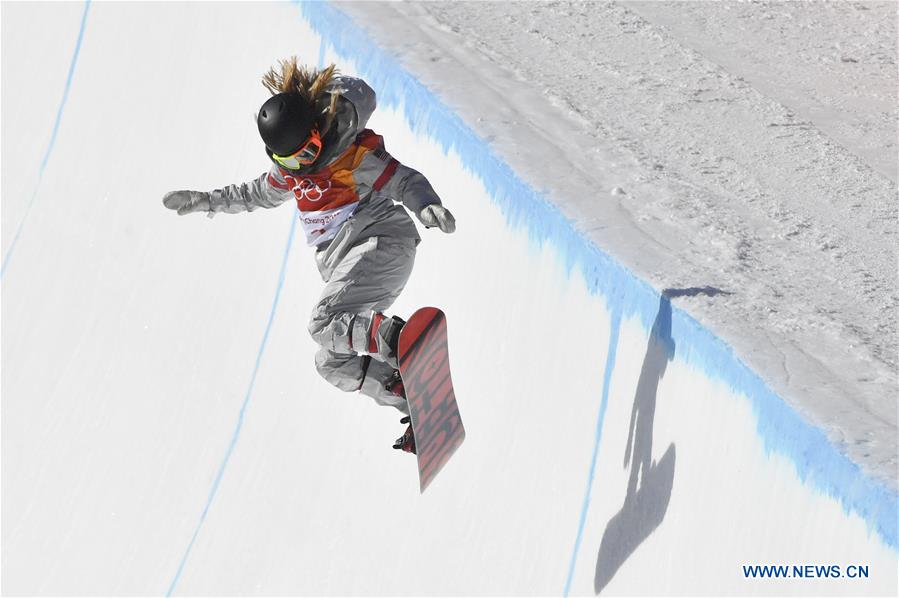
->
[397, 307, 465, 493]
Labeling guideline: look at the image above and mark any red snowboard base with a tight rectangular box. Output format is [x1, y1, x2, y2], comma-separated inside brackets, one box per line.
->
[397, 307, 465, 492]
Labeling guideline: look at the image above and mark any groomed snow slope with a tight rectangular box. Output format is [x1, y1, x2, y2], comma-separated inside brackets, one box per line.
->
[1, 2, 896, 596]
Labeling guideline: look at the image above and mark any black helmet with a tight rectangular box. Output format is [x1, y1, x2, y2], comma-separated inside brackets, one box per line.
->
[257, 92, 316, 156]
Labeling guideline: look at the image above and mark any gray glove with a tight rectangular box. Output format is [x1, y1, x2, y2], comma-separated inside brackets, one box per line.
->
[163, 190, 211, 216]
[419, 204, 456, 233]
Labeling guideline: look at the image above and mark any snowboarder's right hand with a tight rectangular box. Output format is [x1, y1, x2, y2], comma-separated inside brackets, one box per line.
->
[162, 190, 211, 216]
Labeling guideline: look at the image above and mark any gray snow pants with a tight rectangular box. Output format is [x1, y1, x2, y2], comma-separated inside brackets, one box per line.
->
[308, 236, 417, 412]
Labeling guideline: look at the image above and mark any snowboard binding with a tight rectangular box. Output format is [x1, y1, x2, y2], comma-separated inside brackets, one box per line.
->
[385, 369, 405, 399]
[393, 415, 416, 454]
[386, 371, 415, 453]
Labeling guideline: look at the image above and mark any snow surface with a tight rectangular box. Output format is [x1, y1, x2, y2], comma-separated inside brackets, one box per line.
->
[337, 0, 898, 490]
[1, 1, 897, 596]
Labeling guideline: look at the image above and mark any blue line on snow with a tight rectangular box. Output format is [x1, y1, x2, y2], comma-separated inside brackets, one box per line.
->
[1, 0, 91, 279]
[317, 30, 327, 67]
[563, 308, 622, 596]
[165, 215, 298, 597]
[166, 32, 327, 595]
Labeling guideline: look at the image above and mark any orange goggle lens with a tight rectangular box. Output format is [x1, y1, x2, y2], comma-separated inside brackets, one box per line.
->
[272, 129, 322, 169]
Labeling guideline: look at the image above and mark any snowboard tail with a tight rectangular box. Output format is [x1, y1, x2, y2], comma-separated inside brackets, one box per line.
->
[398, 307, 465, 492]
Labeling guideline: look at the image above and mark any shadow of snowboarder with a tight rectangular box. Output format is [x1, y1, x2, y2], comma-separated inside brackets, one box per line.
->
[594, 294, 678, 594]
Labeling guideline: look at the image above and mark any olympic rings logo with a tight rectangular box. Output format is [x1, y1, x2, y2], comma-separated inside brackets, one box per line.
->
[286, 176, 332, 202]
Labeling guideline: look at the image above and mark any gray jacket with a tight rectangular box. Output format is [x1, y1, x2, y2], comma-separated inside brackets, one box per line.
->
[204, 76, 442, 279]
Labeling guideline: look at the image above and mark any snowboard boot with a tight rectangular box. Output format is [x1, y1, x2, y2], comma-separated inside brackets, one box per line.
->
[368, 314, 405, 368]
[392, 415, 416, 454]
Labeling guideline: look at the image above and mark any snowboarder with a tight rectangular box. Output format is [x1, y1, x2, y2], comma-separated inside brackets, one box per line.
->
[162, 58, 456, 453]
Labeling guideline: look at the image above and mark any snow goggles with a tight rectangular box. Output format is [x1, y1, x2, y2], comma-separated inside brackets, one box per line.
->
[272, 129, 322, 169]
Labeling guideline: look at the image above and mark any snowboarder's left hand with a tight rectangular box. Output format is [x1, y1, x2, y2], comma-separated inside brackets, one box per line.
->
[418, 204, 456, 233]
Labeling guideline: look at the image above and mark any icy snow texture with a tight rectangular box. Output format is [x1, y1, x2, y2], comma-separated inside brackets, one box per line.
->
[337, 0, 898, 489]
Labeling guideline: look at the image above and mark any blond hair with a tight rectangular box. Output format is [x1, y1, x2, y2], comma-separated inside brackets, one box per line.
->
[262, 57, 340, 132]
